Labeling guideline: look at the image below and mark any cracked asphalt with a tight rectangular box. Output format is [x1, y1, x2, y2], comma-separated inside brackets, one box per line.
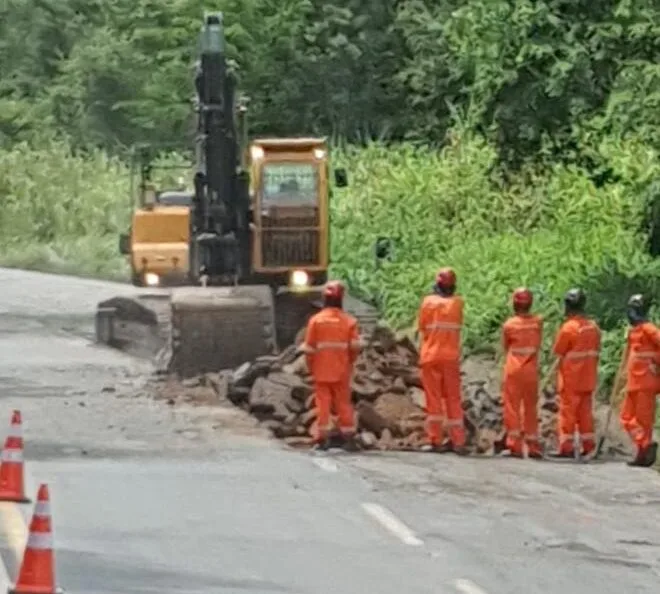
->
[1, 267, 660, 594]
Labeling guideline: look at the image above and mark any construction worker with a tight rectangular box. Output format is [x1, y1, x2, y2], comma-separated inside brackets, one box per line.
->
[619, 294, 660, 467]
[417, 267, 467, 454]
[501, 288, 543, 458]
[550, 288, 601, 458]
[301, 280, 362, 451]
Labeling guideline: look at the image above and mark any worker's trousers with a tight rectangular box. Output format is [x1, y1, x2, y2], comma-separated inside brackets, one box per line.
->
[558, 389, 595, 454]
[314, 380, 356, 441]
[421, 361, 465, 447]
[620, 390, 657, 450]
[501, 372, 540, 454]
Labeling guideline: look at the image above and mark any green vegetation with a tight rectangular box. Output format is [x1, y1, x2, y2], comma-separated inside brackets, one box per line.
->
[2, 0, 660, 389]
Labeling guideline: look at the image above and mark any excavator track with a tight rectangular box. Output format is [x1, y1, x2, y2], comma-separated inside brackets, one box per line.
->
[95, 286, 380, 377]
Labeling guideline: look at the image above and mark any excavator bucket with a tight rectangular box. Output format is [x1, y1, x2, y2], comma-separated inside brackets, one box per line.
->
[95, 286, 379, 377]
[96, 286, 293, 377]
[169, 286, 277, 377]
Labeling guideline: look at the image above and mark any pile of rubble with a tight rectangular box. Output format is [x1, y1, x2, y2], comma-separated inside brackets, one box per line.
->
[149, 325, 577, 454]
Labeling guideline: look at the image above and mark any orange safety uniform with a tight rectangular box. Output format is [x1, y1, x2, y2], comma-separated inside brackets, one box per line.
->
[417, 293, 465, 447]
[501, 313, 543, 455]
[620, 322, 660, 451]
[552, 315, 601, 455]
[302, 307, 361, 441]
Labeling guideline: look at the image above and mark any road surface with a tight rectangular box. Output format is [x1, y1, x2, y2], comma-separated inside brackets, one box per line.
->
[1, 268, 660, 594]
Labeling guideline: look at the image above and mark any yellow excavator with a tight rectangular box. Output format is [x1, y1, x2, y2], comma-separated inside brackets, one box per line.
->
[96, 12, 378, 376]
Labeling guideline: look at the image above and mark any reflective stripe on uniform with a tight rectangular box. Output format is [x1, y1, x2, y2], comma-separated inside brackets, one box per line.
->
[424, 322, 461, 331]
[315, 341, 350, 351]
[0, 448, 22, 462]
[632, 351, 656, 360]
[580, 432, 595, 441]
[26, 532, 53, 550]
[510, 347, 537, 355]
[350, 339, 363, 350]
[426, 414, 444, 422]
[564, 350, 599, 360]
[445, 419, 463, 428]
[508, 430, 521, 438]
[525, 434, 538, 442]
[559, 434, 573, 443]
[299, 343, 315, 353]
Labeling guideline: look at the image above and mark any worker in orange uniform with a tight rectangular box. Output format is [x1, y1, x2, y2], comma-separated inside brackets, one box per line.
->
[550, 288, 601, 458]
[500, 288, 543, 459]
[301, 281, 362, 452]
[619, 294, 660, 467]
[417, 267, 467, 455]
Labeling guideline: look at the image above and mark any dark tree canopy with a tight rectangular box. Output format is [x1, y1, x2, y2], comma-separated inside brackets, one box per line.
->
[1, 0, 659, 166]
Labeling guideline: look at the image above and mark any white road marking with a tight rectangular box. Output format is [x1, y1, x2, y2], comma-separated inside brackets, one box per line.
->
[361, 502, 423, 546]
[312, 457, 338, 472]
[453, 578, 490, 594]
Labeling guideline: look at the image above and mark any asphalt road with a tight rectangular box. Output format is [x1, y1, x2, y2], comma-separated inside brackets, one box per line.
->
[1, 268, 660, 594]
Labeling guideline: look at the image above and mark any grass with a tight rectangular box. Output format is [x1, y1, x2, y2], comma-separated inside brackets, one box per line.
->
[2, 131, 660, 392]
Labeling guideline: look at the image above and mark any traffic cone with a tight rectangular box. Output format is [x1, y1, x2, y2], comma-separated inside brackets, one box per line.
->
[9, 484, 57, 594]
[0, 410, 30, 503]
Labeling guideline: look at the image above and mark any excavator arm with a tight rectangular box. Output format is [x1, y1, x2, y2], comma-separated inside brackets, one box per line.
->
[190, 12, 251, 284]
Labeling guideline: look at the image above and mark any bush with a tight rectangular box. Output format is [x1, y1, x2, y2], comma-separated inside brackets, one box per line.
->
[330, 132, 660, 390]
[0, 136, 188, 279]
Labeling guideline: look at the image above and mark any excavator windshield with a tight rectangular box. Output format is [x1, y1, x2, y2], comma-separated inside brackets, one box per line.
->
[261, 162, 319, 206]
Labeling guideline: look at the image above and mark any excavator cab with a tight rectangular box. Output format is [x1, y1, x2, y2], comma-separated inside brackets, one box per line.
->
[249, 138, 345, 291]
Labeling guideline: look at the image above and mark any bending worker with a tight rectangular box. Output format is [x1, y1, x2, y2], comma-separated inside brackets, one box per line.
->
[417, 267, 467, 454]
[550, 288, 601, 458]
[301, 280, 362, 451]
[618, 294, 660, 467]
[500, 288, 543, 458]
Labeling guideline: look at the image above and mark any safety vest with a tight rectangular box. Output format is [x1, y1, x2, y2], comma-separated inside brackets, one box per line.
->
[417, 294, 463, 364]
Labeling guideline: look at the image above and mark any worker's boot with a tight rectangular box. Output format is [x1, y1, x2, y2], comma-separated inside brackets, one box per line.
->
[421, 440, 450, 453]
[640, 442, 658, 468]
[341, 433, 361, 453]
[453, 444, 469, 456]
[527, 443, 543, 459]
[312, 438, 330, 452]
[627, 446, 647, 467]
[550, 448, 575, 459]
[437, 440, 455, 453]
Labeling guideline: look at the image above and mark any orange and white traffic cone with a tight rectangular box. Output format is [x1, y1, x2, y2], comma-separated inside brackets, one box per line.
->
[0, 410, 30, 503]
[9, 484, 58, 594]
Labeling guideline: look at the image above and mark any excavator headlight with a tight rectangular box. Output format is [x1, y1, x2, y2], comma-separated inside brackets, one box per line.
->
[313, 148, 326, 160]
[250, 146, 265, 160]
[144, 272, 160, 287]
[290, 269, 310, 290]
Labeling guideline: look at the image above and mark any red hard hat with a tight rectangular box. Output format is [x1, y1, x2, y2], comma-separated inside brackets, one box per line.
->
[435, 267, 457, 289]
[323, 280, 345, 299]
[512, 287, 533, 309]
